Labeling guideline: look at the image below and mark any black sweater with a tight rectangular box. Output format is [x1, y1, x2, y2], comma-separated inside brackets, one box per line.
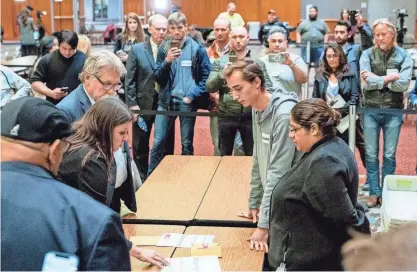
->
[31, 50, 86, 104]
[267, 135, 370, 271]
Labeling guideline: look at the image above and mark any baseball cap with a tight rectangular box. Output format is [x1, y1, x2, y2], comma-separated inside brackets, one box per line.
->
[1, 97, 73, 143]
[268, 9, 276, 14]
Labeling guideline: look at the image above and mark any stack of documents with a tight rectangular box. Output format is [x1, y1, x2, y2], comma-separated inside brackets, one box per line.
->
[162, 256, 221, 272]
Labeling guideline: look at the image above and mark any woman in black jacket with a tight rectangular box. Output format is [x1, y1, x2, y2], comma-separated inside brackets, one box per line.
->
[264, 99, 370, 271]
[58, 97, 169, 268]
[59, 97, 136, 213]
[313, 44, 359, 144]
[114, 12, 145, 63]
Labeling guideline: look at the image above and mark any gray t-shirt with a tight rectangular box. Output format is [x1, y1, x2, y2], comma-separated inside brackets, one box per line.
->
[297, 19, 329, 44]
[259, 53, 307, 97]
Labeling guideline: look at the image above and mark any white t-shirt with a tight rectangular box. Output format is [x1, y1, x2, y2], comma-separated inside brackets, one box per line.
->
[114, 147, 128, 189]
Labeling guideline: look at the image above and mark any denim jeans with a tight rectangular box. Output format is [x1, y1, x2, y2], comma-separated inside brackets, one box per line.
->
[148, 98, 196, 175]
[210, 116, 244, 156]
[301, 45, 323, 65]
[363, 112, 403, 197]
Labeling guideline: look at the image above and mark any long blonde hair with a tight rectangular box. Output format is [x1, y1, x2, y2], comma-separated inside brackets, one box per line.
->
[122, 12, 145, 44]
[77, 34, 91, 56]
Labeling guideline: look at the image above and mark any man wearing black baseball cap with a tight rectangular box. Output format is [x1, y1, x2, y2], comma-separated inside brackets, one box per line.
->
[1, 97, 131, 270]
[258, 9, 287, 48]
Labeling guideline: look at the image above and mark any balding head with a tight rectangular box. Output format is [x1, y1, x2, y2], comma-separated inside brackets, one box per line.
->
[148, 14, 168, 44]
[231, 26, 247, 36]
[148, 14, 168, 27]
[213, 17, 231, 43]
[227, 2, 236, 15]
[230, 26, 249, 52]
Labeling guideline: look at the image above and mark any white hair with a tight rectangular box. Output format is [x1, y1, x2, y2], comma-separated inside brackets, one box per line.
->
[148, 14, 168, 27]
[79, 50, 126, 82]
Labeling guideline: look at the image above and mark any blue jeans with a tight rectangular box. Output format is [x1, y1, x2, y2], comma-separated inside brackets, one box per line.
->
[148, 98, 196, 175]
[301, 45, 323, 65]
[363, 112, 403, 197]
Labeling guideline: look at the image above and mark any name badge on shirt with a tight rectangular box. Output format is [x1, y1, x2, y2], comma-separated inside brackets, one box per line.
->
[181, 60, 192, 67]
[262, 133, 270, 144]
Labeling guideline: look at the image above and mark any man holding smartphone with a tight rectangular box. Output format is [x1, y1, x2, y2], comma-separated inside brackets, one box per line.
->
[258, 26, 308, 97]
[148, 12, 211, 175]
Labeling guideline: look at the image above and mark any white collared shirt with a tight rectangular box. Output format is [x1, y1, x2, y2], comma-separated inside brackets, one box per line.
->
[150, 38, 158, 61]
[83, 84, 95, 105]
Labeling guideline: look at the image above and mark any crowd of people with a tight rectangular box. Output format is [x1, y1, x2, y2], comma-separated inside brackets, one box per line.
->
[1, 1, 417, 271]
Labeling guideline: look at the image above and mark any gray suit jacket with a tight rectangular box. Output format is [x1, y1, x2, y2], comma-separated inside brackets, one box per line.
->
[125, 40, 157, 111]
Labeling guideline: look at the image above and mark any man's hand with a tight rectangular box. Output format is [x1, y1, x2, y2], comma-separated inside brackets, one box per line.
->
[130, 246, 169, 269]
[355, 12, 364, 28]
[48, 88, 67, 100]
[247, 227, 269, 252]
[281, 52, 293, 66]
[119, 55, 128, 62]
[387, 73, 400, 82]
[130, 105, 141, 111]
[237, 208, 259, 223]
[165, 48, 181, 63]
[183, 97, 192, 104]
[130, 106, 140, 122]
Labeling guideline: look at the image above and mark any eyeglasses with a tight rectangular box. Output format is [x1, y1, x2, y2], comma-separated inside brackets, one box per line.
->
[326, 54, 340, 60]
[289, 126, 303, 134]
[94, 75, 122, 92]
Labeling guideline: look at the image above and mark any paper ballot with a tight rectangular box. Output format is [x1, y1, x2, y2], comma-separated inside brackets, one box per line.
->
[337, 115, 358, 134]
[157, 233, 215, 248]
[387, 68, 399, 89]
[162, 256, 221, 272]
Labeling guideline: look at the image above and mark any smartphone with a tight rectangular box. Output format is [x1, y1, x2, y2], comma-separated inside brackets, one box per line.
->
[229, 51, 237, 63]
[42, 251, 79, 272]
[61, 87, 69, 93]
[269, 53, 286, 63]
[349, 10, 358, 26]
[171, 40, 180, 49]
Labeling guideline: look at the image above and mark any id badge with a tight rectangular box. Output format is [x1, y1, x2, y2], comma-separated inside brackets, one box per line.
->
[276, 262, 286, 272]
[181, 60, 192, 67]
[219, 55, 229, 66]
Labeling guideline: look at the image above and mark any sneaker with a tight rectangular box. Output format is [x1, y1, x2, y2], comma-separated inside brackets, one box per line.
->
[362, 183, 370, 191]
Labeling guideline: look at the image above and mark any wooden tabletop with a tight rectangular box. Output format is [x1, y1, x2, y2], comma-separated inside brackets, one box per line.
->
[123, 224, 185, 272]
[195, 156, 253, 222]
[172, 226, 264, 271]
[1, 55, 37, 67]
[132, 156, 221, 221]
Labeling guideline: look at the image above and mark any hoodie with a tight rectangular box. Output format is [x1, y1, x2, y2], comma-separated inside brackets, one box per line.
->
[249, 90, 303, 229]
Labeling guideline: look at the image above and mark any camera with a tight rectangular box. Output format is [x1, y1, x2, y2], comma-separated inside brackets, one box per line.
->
[36, 10, 47, 19]
[269, 53, 286, 63]
[394, 8, 408, 46]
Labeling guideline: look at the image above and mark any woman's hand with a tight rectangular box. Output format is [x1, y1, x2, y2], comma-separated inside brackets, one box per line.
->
[237, 208, 259, 223]
[130, 246, 169, 268]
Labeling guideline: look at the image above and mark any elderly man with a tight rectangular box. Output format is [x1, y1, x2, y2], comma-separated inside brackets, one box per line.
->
[360, 18, 413, 207]
[1, 97, 131, 270]
[218, 2, 245, 28]
[57, 50, 125, 123]
[125, 14, 175, 181]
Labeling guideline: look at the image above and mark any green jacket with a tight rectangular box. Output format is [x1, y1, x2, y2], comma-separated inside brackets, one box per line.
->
[206, 51, 273, 114]
[360, 46, 413, 108]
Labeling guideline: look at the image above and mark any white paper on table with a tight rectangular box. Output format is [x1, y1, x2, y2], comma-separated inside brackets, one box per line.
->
[329, 94, 346, 109]
[157, 233, 215, 248]
[162, 256, 221, 272]
[157, 233, 183, 247]
[178, 234, 215, 248]
[337, 115, 358, 134]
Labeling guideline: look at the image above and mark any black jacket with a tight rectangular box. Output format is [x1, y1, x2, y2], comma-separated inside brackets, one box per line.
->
[58, 142, 137, 213]
[1, 162, 130, 271]
[313, 66, 360, 115]
[125, 40, 158, 112]
[267, 135, 370, 271]
[258, 20, 287, 47]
